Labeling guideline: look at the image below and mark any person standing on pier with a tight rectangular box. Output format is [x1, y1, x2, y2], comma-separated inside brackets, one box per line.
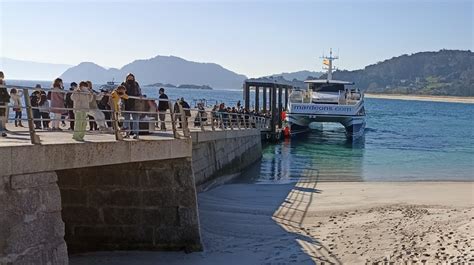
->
[122, 73, 141, 139]
[85, 81, 108, 131]
[50, 78, 65, 131]
[9, 88, 23, 127]
[71, 81, 93, 141]
[157, 87, 169, 131]
[65, 82, 77, 130]
[30, 86, 42, 129]
[0, 71, 10, 137]
[39, 90, 50, 129]
[109, 85, 128, 134]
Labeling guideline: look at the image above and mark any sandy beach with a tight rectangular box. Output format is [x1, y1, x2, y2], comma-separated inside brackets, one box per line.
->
[70, 181, 473, 264]
[365, 93, 474, 104]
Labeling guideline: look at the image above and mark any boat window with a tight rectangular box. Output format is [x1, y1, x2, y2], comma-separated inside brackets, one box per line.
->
[289, 90, 304, 103]
[310, 83, 345, 92]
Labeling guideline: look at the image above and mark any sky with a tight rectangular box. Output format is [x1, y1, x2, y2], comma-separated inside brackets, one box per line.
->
[0, 0, 472, 78]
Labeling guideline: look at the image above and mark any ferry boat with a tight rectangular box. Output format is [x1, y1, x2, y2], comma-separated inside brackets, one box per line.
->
[99, 79, 119, 92]
[286, 50, 366, 140]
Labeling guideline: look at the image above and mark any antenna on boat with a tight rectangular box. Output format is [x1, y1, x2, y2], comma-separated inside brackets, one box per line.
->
[321, 48, 338, 81]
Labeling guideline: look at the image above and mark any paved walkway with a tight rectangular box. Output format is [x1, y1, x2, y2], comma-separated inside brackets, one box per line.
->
[0, 123, 179, 147]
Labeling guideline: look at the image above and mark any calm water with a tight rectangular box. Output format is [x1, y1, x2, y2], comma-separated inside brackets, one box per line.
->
[7, 81, 474, 182]
[242, 99, 474, 183]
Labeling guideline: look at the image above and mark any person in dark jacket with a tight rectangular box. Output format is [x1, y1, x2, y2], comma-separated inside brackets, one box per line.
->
[97, 89, 112, 128]
[30, 85, 42, 129]
[173, 99, 182, 128]
[0, 71, 10, 137]
[38, 91, 50, 129]
[157, 87, 169, 131]
[65, 82, 76, 130]
[121, 73, 141, 138]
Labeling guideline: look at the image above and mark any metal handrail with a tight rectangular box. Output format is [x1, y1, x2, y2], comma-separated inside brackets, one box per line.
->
[1, 85, 272, 144]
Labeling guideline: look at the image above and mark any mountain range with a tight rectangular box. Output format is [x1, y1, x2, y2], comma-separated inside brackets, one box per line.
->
[60, 56, 247, 89]
[326, 50, 473, 96]
[1, 50, 472, 96]
[264, 70, 323, 81]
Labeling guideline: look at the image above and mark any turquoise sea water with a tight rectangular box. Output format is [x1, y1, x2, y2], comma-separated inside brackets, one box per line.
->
[166, 88, 473, 182]
[159, 87, 474, 182]
[6, 81, 474, 182]
[246, 99, 474, 183]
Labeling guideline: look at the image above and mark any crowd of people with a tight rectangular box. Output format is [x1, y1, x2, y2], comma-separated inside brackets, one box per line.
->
[0, 71, 176, 140]
[0, 71, 269, 140]
[204, 100, 269, 129]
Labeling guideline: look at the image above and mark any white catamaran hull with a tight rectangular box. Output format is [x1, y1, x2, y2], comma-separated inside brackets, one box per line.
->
[287, 101, 366, 140]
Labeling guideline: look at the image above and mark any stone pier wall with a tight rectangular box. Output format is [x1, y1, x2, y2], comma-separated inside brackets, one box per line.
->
[0, 172, 68, 265]
[191, 129, 262, 189]
[56, 158, 201, 253]
[0, 130, 263, 264]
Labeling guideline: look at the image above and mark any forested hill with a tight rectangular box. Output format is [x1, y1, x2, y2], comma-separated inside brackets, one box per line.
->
[327, 50, 473, 96]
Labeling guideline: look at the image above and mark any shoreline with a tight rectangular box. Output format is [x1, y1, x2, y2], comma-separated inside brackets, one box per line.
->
[70, 181, 473, 265]
[365, 93, 474, 104]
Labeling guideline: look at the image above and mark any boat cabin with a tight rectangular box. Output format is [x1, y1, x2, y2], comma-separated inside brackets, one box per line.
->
[302, 79, 361, 105]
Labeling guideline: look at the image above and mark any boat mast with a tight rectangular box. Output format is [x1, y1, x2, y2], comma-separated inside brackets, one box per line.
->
[322, 48, 338, 81]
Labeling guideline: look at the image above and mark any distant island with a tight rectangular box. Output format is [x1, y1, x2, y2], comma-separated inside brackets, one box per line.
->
[144, 83, 213, 90]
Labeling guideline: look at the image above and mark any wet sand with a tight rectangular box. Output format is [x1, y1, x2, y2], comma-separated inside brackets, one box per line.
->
[365, 93, 474, 104]
[70, 181, 473, 265]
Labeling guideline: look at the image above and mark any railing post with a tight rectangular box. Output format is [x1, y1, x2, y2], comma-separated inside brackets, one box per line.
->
[22, 88, 40, 144]
[219, 114, 225, 130]
[112, 110, 123, 141]
[229, 113, 234, 130]
[199, 110, 205, 132]
[169, 100, 179, 139]
[211, 111, 215, 131]
[178, 102, 190, 137]
[236, 114, 241, 130]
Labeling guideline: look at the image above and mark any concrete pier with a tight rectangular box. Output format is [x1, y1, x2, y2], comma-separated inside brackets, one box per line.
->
[1, 128, 263, 264]
[0, 137, 201, 264]
[191, 129, 262, 190]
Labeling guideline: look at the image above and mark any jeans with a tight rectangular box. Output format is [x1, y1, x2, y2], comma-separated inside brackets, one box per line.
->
[124, 112, 140, 135]
[14, 111, 22, 125]
[33, 109, 41, 129]
[68, 110, 75, 130]
[159, 111, 166, 130]
[40, 112, 49, 129]
[0, 104, 6, 131]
